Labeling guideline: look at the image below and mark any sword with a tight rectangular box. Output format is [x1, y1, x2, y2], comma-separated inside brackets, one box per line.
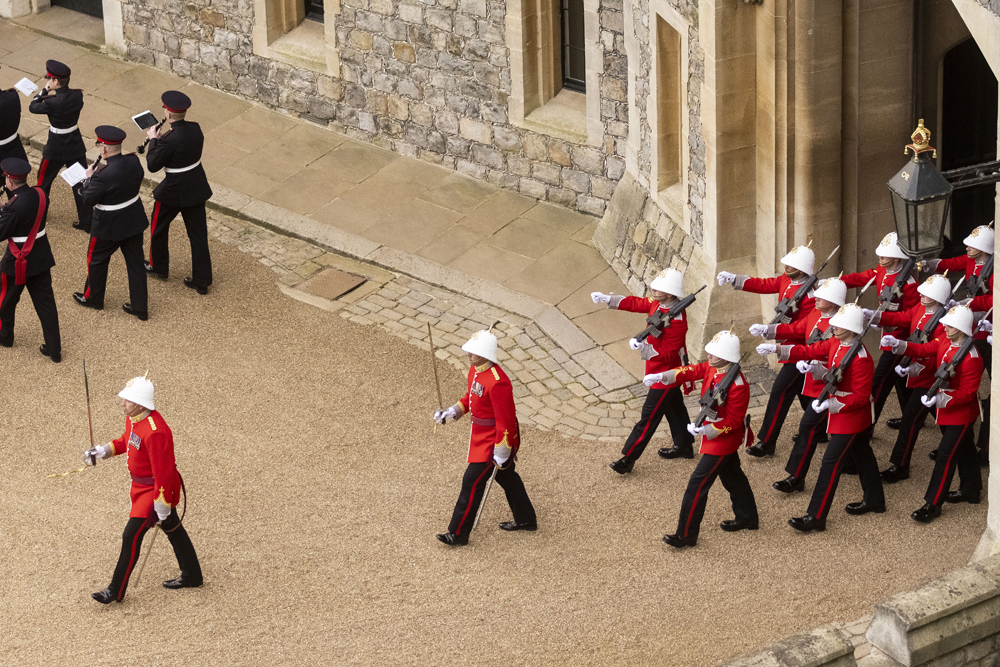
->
[134, 524, 161, 586]
[428, 322, 445, 433]
[84, 359, 97, 466]
[472, 465, 498, 530]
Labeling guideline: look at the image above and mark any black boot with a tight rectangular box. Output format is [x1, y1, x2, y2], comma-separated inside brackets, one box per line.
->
[879, 464, 909, 484]
[657, 445, 694, 459]
[788, 514, 826, 533]
[435, 532, 469, 546]
[609, 456, 635, 474]
[91, 587, 118, 604]
[746, 441, 775, 458]
[772, 475, 804, 493]
[911, 503, 942, 523]
[662, 533, 697, 548]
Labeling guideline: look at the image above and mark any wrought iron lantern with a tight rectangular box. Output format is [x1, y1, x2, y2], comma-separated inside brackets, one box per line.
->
[887, 120, 953, 258]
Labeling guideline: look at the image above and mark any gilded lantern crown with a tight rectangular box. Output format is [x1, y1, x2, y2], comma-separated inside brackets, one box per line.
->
[905, 119, 936, 160]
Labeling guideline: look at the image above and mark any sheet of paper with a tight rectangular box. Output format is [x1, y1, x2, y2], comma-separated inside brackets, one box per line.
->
[60, 162, 88, 187]
[13, 78, 38, 96]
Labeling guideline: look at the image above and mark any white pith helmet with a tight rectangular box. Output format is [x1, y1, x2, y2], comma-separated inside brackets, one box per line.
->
[118, 375, 155, 410]
[875, 232, 908, 259]
[462, 330, 498, 364]
[780, 246, 815, 275]
[829, 303, 865, 335]
[964, 225, 995, 255]
[917, 274, 951, 305]
[941, 305, 974, 337]
[704, 330, 741, 364]
[813, 277, 847, 307]
[649, 267, 685, 298]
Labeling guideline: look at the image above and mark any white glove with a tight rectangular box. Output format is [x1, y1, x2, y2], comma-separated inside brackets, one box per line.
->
[920, 392, 937, 408]
[881, 335, 900, 350]
[989, 334, 993, 345]
[154, 501, 171, 522]
[629, 338, 642, 350]
[811, 399, 829, 413]
[756, 343, 777, 356]
[749, 324, 768, 337]
[894, 364, 908, 378]
[861, 308, 874, 321]
[686, 423, 705, 437]
[591, 291, 611, 304]
[717, 271, 736, 286]
[643, 373, 664, 387]
[796, 360, 812, 374]
[979, 319, 993, 333]
[946, 299, 960, 309]
[493, 444, 512, 467]
[433, 406, 459, 424]
[82, 443, 111, 466]
[923, 258, 941, 272]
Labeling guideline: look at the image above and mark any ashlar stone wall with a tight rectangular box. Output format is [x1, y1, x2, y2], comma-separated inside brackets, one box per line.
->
[120, 0, 632, 217]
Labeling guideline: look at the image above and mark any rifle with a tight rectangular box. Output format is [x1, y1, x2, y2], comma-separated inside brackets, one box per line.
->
[770, 246, 840, 325]
[897, 277, 965, 369]
[814, 335, 866, 406]
[634, 285, 706, 343]
[878, 256, 918, 307]
[693, 353, 747, 428]
[968, 254, 994, 297]
[924, 306, 993, 400]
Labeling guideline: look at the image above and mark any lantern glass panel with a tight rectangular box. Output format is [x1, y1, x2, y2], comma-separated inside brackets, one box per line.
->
[916, 197, 947, 254]
[891, 190, 915, 251]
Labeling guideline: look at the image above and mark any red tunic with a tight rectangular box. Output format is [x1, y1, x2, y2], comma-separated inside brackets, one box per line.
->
[877, 306, 946, 388]
[614, 296, 688, 390]
[939, 255, 993, 340]
[899, 338, 985, 425]
[457, 363, 519, 463]
[108, 410, 181, 518]
[776, 309, 832, 398]
[738, 274, 816, 361]
[785, 339, 874, 434]
[671, 362, 750, 455]
[842, 266, 919, 350]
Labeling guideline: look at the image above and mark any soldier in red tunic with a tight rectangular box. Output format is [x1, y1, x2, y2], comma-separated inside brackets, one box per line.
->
[83, 375, 202, 603]
[882, 305, 985, 523]
[841, 232, 919, 427]
[591, 267, 695, 472]
[433, 330, 536, 546]
[760, 303, 885, 532]
[660, 330, 758, 548]
[718, 245, 817, 458]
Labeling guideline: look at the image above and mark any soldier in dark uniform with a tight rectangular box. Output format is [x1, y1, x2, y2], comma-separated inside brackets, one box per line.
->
[0, 158, 61, 362]
[0, 69, 29, 165]
[72, 126, 149, 321]
[27, 60, 92, 232]
[144, 90, 213, 295]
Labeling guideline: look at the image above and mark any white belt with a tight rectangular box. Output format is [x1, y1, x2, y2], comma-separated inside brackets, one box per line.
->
[95, 194, 140, 211]
[165, 160, 200, 174]
[0, 132, 17, 145]
[11, 229, 45, 243]
[49, 125, 78, 135]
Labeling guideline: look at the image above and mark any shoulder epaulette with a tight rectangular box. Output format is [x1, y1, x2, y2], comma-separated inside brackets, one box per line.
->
[491, 367, 500, 381]
[147, 415, 157, 430]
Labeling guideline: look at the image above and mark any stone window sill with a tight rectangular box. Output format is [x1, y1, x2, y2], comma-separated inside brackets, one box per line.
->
[265, 19, 333, 75]
[521, 89, 588, 145]
[658, 181, 684, 225]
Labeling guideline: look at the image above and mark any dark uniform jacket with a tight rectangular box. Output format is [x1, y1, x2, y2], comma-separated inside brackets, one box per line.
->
[0, 89, 27, 163]
[145, 120, 212, 207]
[79, 153, 149, 242]
[0, 184, 54, 277]
[28, 87, 86, 160]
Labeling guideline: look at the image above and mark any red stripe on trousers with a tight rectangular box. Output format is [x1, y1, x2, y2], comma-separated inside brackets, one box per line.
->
[455, 466, 494, 536]
[148, 202, 161, 265]
[932, 424, 972, 505]
[36, 159, 48, 187]
[762, 388, 794, 443]
[114, 516, 156, 600]
[683, 456, 726, 538]
[814, 433, 858, 519]
[0, 273, 7, 330]
[625, 390, 671, 457]
[83, 237, 97, 299]
[792, 428, 819, 478]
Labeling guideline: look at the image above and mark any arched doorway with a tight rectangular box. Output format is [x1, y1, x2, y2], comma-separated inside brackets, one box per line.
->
[941, 37, 998, 256]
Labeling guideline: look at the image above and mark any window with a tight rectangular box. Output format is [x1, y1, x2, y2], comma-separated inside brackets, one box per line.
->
[252, 0, 338, 75]
[649, 4, 688, 226]
[561, 0, 585, 92]
[305, 0, 324, 23]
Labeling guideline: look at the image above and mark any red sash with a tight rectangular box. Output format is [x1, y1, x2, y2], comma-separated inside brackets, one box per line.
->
[7, 187, 47, 285]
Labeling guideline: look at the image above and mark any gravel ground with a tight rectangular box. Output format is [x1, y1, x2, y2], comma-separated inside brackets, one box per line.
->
[0, 183, 988, 666]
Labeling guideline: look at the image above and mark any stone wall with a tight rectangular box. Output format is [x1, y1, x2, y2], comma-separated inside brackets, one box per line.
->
[119, 0, 633, 217]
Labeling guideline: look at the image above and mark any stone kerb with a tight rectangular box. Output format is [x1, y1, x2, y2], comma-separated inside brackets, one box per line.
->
[865, 553, 1000, 666]
[722, 627, 857, 667]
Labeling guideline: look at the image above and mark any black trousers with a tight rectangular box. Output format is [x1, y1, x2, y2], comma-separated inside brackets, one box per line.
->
[871, 351, 912, 424]
[887, 387, 932, 469]
[758, 363, 808, 449]
[621, 386, 693, 458]
[37, 155, 92, 227]
[83, 233, 148, 312]
[109, 508, 202, 601]
[975, 339, 991, 455]
[148, 201, 213, 288]
[925, 423, 982, 506]
[783, 402, 828, 480]
[448, 460, 536, 537]
[0, 270, 60, 353]
[675, 452, 757, 542]
[807, 429, 884, 521]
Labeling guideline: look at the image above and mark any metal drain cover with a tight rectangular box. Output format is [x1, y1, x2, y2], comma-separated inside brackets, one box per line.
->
[297, 268, 367, 300]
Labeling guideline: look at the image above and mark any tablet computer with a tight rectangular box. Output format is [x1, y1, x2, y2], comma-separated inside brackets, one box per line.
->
[132, 111, 160, 130]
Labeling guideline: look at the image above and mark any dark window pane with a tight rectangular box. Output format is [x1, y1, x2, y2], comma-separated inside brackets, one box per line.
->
[562, 0, 585, 92]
